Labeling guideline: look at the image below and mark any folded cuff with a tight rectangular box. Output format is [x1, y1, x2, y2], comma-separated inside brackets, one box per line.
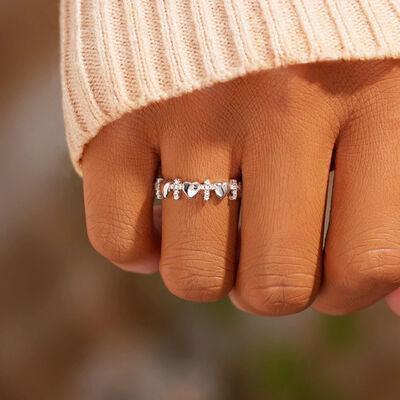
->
[61, 0, 400, 174]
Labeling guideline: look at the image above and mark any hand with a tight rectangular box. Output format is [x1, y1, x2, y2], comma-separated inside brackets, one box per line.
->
[81, 60, 400, 316]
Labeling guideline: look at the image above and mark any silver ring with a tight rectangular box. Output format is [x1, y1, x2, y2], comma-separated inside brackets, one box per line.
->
[155, 178, 241, 201]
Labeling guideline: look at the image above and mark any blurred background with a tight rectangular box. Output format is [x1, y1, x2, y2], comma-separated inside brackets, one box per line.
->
[0, 1, 399, 399]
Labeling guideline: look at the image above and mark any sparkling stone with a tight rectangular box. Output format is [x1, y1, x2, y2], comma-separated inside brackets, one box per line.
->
[203, 179, 211, 201]
[155, 178, 163, 200]
[229, 179, 239, 200]
[172, 179, 182, 200]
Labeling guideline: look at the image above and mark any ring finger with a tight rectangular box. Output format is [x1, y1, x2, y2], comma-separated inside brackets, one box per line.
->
[155, 85, 242, 302]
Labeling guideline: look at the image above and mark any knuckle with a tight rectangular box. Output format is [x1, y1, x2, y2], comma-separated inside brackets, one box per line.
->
[342, 247, 400, 291]
[239, 252, 318, 316]
[243, 280, 315, 316]
[86, 214, 149, 265]
[160, 242, 234, 302]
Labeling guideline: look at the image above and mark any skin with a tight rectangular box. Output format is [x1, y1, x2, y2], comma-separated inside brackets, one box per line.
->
[82, 60, 400, 316]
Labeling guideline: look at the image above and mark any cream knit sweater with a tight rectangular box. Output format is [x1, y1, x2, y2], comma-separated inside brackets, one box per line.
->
[61, 0, 400, 173]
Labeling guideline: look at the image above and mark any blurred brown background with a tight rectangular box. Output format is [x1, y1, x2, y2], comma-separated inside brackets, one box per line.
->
[0, 1, 399, 399]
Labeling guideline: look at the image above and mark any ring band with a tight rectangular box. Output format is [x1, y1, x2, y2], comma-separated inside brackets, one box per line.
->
[155, 178, 241, 201]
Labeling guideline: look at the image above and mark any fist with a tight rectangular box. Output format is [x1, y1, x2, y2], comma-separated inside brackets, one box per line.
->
[82, 60, 400, 316]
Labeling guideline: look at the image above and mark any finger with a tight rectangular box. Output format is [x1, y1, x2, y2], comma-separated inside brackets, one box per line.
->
[82, 112, 160, 273]
[232, 71, 335, 316]
[386, 288, 400, 316]
[155, 85, 242, 302]
[314, 72, 400, 314]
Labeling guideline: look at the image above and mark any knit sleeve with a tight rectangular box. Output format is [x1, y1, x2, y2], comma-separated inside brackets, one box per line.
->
[61, 0, 400, 174]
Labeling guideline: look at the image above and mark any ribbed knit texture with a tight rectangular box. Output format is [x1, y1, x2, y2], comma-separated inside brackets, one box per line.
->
[61, 0, 400, 173]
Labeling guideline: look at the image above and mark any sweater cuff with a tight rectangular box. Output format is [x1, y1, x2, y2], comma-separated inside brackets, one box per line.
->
[61, 0, 400, 174]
